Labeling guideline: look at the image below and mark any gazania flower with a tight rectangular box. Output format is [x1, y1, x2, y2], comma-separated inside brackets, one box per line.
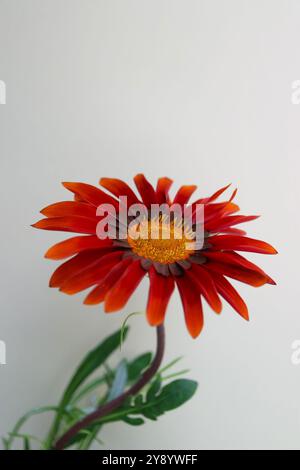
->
[33, 175, 277, 338]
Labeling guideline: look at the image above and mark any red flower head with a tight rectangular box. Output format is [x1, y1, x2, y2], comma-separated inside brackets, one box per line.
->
[33, 175, 277, 338]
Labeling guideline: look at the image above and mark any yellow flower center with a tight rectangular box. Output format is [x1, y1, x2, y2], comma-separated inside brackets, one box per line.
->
[127, 217, 195, 264]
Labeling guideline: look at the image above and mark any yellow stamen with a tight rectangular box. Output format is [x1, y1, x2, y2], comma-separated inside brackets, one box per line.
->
[127, 218, 195, 264]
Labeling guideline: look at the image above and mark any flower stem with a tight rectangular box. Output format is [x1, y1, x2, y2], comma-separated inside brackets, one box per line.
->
[54, 324, 165, 450]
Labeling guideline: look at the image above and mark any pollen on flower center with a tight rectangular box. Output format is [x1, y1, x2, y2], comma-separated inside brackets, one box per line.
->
[127, 217, 195, 264]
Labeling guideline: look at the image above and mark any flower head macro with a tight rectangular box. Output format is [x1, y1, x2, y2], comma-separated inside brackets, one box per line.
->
[32, 175, 277, 338]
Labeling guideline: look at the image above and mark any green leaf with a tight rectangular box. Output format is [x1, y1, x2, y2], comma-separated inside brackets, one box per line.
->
[8, 432, 45, 449]
[133, 394, 144, 407]
[162, 369, 190, 381]
[70, 376, 107, 404]
[62, 327, 129, 405]
[148, 379, 198, 415]
[120, 312, 144, 350]
[108, 360, 128, 401]
[2, 437, 9, 450]
[122, 416, 145, 426]
[5, 406, 59, 450]
[127, 352, 152, 382]
[45, 327, 129, 448]
[24, 436, 30, 450]
[146, 376, 161, 402]
[158, 356, 183, 374]
[95, 379, 198, 428]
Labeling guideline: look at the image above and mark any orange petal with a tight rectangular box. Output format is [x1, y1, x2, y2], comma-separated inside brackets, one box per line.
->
[156, 177, 173, 204]
[176, 275, 204, 338]
[146, 268, 175, 326]
[62, 182, 119, 208]
[195, 184, 231, 205]
[45, 235, 113, 260]
[203, 202, 240, 222]
[104, 260, 146, 312]
[40, 201, 96, 218]
[32, 216, 97, 234]
[99, 178, 140, 206]
[173, 185, 197, 206]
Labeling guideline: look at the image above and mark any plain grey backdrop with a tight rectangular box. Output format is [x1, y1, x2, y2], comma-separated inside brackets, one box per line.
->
[0, 0, 299, 450]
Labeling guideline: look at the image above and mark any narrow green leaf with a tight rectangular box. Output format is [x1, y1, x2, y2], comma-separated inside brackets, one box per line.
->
[5, 406, 59, 450]
[120, 312, 143, 350]
[162, 369, 190, 381]
[24, 436, 30, 450]
[158, 356, 183, 375]
[45, 327, 129, 448]
[70, 376, 106, 404]
[146, 376, 161, 401]
[2, 437, 9, 450]
[62, 327, 129, 405]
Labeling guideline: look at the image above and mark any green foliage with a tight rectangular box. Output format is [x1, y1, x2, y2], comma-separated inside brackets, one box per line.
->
[127, 352, 152, 382]
[113, 378, 197, 423]
[61, 327, 129, 406]
[3, 325, 198, 451]
[45, 327, 129, 447]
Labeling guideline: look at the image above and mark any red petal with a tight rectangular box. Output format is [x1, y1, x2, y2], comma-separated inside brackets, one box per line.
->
[49, 250, 112, 287]
[60, 251, 124, 294]
[99, 178, 140, 206]
[105, 260, 146, 312]
[146, 268, 175, 325]
[62, 182, 119, 208]
[187, 264, 222, 314]
[195, 183, 231, 204]
[208, 235, 278, 255]
[212, 273, 249, 320]
[40, 201, 96, 218]
[45, 235, 113, 260]
[84, 258, 133, 305]
[206, 215, 259, 232]
[133, 174, 157, 207]
[32, 216, 97, 234]
[156, 177, 173, 204]
[203, 251, 276, 285]
[203, 202, 240, 222]
[218, 228, 246, 235]
[205, 261, 268, 287]
[173, 185, 197, 206]
[193, 201, 239, 223]
[176, 276, 204, 338]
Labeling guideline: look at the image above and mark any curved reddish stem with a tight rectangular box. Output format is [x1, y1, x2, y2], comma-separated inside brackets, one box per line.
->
[54, 324, 165, 450]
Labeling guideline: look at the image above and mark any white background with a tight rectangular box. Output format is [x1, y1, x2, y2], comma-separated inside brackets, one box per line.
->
[0, 0, 299, 450]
